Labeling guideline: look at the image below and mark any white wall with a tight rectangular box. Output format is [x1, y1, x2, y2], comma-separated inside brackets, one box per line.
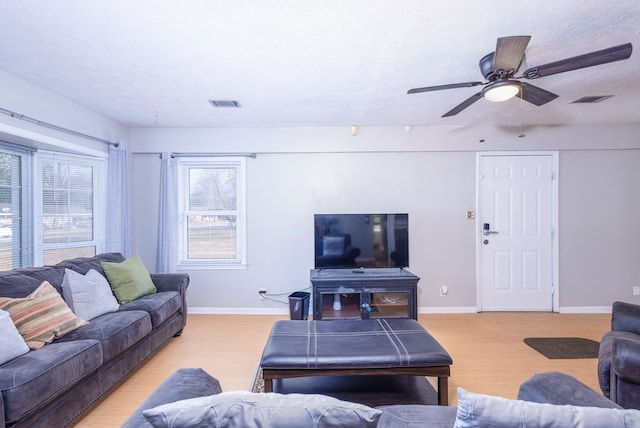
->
[559, 149, 640, 308]
[130, 124, 640, 313]
[132, 150, 477, 312]
[0, 69, 128, 155]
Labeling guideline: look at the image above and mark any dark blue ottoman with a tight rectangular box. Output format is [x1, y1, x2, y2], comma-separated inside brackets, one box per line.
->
[260, 318, 453, 405]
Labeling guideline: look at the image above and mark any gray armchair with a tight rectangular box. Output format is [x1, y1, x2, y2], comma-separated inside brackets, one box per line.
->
[598, 301, 640, 409]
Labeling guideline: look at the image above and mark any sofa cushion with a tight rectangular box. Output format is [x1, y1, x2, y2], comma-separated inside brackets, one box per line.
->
[0, 281, 88, 349]
[61, 268, 120, 321]
[0, 339, 103, 424]
[0, 265, 65, 297]
[454, 387, 640, 428]
[55, 310, 152, 361]
[119, 291, 182, 328]
[57, 252, 125, 277]
[142, 391, 382, 428]
[102, 255, 157, 304]
[0, 309, 30, 364]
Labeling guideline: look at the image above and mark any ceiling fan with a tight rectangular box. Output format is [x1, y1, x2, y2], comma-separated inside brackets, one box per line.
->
[407, 36, 633, 117]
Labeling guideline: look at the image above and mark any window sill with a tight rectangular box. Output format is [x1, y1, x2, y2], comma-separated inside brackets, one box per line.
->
[177, 263, 247, 271]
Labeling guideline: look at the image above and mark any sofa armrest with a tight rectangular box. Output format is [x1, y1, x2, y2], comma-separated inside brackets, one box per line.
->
[612, 337, 640, 384]
[150, 273, 189, 329]
[611, 301, 640, 334]
[150, 273, 189, 294]
[120, 368, 221, 428]
[518, 372, 621, 409]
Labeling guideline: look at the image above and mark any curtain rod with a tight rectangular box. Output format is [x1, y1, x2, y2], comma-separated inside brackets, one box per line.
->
[160, 152, 257, 159]
[0, 106, 119, 147]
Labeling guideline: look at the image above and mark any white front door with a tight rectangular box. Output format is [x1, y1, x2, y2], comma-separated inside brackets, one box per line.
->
[479, 154, 556, 311]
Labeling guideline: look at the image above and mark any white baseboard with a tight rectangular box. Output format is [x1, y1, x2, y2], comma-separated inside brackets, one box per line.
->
[189, 306, 480, 315]
[419, 306, 478, 314]
[558, 306, 612, 314]
[188, 307, 289, 315]
[188, 305, 612, 315]
[422, 306, 613, 314]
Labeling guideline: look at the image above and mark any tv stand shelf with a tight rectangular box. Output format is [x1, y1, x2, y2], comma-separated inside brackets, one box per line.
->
[310, 268, 419, 320]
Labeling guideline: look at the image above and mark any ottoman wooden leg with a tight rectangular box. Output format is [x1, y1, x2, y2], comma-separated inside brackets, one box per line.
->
[263, 372, 274, 393]
[438, 376, 449, 405]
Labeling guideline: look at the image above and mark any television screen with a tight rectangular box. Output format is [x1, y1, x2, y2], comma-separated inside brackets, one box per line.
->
[314, 213, 409, 269]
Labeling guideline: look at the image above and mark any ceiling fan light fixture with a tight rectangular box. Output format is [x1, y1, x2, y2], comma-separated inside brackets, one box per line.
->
[482, 79, 521, 102]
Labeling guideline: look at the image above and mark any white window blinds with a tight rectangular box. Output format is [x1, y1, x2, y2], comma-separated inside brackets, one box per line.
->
[0, 145, 33, 270]
[35, 152, 106, 265]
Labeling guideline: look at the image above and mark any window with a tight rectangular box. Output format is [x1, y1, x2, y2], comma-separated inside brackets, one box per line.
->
[0, 146, 33, 270]
[0, 144, 106, 270]
[35, 152, 106, 266]
[178, 157, 246, 267]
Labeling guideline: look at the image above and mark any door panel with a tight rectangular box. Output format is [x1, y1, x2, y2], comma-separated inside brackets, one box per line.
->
[480, 155, 554, 311]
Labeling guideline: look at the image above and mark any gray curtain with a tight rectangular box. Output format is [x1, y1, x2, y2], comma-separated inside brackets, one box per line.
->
[106, 141, 132, 257]
[155, 152, 178, 273]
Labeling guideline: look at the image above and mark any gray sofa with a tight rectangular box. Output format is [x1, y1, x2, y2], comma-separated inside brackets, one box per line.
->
[598, 300, 640, 409]
[122, 369, 639, 428]
[0, 253, 189, 428]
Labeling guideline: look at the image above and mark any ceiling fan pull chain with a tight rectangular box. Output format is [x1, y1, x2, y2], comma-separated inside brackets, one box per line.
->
[519, 94, 525, 138]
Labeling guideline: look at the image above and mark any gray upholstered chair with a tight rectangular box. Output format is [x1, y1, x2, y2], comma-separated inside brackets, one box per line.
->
[598, 301, 640, 409]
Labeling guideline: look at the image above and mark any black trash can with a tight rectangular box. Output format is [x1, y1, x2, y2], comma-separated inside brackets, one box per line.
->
[288, 291, 310, 320]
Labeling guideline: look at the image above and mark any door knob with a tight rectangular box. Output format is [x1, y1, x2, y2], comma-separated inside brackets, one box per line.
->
[483, 223, 498, 236]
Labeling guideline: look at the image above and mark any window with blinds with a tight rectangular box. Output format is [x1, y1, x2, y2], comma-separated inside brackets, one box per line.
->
[35, 152, 106, 266]
[178, 157, 246, 266]
[0, 146, 33, 270]
[0, 145, 106, 270]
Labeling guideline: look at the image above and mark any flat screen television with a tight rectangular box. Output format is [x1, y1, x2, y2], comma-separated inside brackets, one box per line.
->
[314, 213, 409, 269]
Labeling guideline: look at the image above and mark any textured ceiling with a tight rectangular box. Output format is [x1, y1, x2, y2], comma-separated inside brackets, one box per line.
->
[0, 0, 639, 128]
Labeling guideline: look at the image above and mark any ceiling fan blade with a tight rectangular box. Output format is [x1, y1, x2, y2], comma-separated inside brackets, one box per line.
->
[522, 42, 632, 79]
[517, 82, 559, 106]
[442, 92, 482, 117]
[407, 81, 483, 94]
[493, 36, 531, 73]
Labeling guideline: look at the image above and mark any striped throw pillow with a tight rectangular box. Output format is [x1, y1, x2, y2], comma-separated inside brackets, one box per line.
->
[0, 281, 88, 349]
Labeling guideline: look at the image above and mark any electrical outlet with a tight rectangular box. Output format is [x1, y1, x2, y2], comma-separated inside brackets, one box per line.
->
[439, 284, 448, 297]
[633, 286, 640, 296]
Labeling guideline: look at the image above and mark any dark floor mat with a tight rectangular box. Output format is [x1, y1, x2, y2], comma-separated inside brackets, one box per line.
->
[524, 337, 600, 359]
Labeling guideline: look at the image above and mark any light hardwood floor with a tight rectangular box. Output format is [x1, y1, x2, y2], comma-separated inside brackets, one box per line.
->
[74, 312, 611, 427]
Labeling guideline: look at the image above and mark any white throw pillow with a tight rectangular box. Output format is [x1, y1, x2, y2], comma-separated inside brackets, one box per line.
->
[62, 268, 120, 321]
[454, 387, 640, 428]
[0, 309, 30, 364]
[143, 391, 381, 428]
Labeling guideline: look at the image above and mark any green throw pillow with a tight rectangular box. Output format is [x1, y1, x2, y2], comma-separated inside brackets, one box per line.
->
[102, 255, 156, 304]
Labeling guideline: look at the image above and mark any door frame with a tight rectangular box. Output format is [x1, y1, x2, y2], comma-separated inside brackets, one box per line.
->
[475, 151, 560, 312]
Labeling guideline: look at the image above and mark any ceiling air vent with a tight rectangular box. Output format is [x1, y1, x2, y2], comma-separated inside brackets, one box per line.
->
[571, 95, 613, 104]
[208, 100, 241, 108]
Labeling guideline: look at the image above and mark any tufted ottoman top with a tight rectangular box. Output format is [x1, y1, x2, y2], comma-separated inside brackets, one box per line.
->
[260, 318, 452, 369]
